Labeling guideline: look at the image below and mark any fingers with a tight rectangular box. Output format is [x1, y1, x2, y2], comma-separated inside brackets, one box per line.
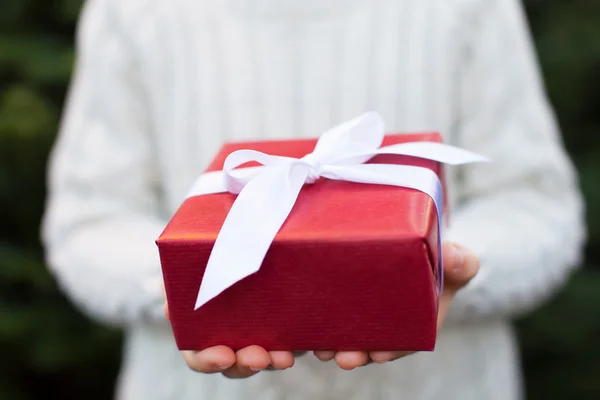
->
[334, 351, 370, 370]
[163, 302, 170, 321]
[313, 350, 335, 361]
[222, 345, 271, 378]
[315, 350, 412, 369]
[314, 350, 369, 369]
[183, 346, 295, 378]
[441, 242, 480, 293]
[268, 351, 295, 370]
[182, 346, 236, 373]
[368, 351, 413, 363]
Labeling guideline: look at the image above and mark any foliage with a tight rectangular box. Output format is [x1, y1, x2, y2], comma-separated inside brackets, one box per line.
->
[0, 1, 121, 399]
[0, 0, 598, 398]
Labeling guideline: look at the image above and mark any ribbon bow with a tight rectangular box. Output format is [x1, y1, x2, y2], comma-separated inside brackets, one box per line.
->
[187, 112, 488, 309]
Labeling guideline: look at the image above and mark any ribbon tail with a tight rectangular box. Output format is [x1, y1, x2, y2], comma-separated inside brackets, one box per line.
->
[374, 141, 489, 165]
[194, 164, 309, 309]
[330, 141, 489, 167]
[186, 171, 228, 197]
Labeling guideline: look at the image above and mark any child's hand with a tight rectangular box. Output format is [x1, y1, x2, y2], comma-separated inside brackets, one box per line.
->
[164, 241, 479, 378]
[312, 242, 480, 369]
[163, 294, 296, 379]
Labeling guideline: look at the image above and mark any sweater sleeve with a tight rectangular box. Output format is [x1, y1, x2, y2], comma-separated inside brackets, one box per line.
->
[41, 0, 167, 327]
[444, 0, 586, 323]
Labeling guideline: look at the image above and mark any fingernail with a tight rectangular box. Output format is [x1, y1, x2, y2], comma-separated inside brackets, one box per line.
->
[453, 244, 479, 276]
[452, 244, 465, 271]
[215, 364, 229, 370]
[250, 367, 262, 372]
[465, 251, 480, 275]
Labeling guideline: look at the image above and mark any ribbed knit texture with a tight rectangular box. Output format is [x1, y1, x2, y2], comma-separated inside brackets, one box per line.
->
[42, 0, 585, 399]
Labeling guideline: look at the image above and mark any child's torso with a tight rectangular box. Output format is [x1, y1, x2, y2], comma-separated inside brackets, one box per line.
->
[121, 0, 471, 214]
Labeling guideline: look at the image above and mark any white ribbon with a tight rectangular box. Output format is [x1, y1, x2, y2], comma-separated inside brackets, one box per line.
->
[187, 112, 488, 310]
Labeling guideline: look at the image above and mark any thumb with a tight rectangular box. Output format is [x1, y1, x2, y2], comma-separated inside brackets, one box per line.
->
[436, 242, 480, 331]
[441, 242, 480, 294]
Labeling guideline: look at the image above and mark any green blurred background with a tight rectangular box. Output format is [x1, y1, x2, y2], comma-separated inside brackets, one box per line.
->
[0, 0, 599, 399]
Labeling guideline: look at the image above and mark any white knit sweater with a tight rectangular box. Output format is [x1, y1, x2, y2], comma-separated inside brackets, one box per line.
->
[42, 0, 585, 399]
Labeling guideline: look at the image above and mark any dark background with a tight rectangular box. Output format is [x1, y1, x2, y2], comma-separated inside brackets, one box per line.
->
[1, 0, 599, 399]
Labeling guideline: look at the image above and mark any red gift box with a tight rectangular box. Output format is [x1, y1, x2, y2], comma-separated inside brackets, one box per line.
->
[157, 133, 446, 352]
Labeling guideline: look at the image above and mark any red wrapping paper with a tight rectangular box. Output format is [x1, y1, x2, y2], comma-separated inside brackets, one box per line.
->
[157, 133, 446, 352]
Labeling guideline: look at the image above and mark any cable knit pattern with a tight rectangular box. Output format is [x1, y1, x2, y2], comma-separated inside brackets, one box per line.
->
[41, 0, 585, 399]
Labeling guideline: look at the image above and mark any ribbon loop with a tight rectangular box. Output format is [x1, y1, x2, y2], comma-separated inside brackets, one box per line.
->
[223, 150, 299, 194]
[188, 112, 488, 309]
[310, 111, 385, 165]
